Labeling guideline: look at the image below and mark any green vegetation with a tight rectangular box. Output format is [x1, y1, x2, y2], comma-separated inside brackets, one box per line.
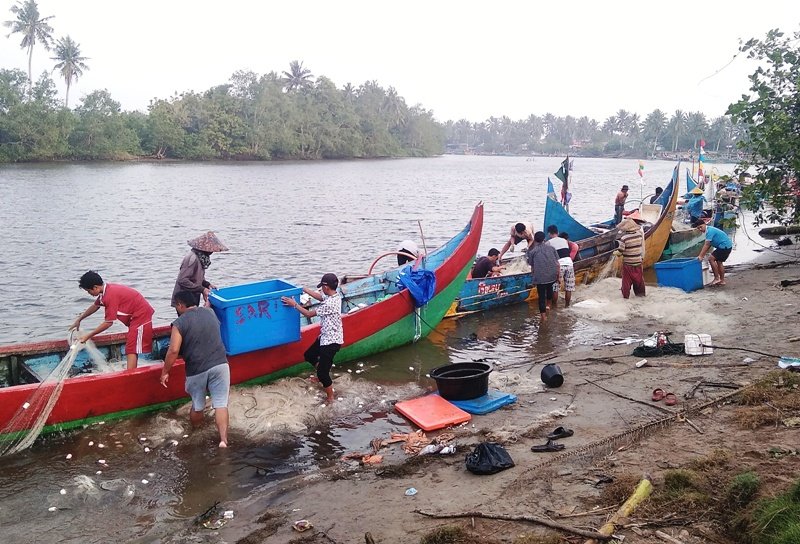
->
[729, 28, 800, 226]
[750, 481, 800, 544]
[0, 66, 445, 162]
[444, 109, 741, 159]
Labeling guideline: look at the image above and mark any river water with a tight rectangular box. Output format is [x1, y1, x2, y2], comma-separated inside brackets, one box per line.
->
[0, 156, 740, 543]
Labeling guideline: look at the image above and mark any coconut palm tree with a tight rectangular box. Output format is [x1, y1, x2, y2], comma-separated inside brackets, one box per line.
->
[4, 0, 54, 89]
[281, 60, 313, 92]
[51, 35, 88, 107]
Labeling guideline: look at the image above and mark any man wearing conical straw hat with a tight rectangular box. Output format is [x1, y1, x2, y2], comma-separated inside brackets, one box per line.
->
[172, 232, 228, 311]
[616, 218, 646, 299]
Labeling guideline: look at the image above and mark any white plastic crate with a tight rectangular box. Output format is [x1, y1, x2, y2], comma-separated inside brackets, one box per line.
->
[684, 333, 713, 356]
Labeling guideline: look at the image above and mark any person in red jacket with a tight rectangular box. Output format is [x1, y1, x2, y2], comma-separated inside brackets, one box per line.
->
[70, 270, 155, 370]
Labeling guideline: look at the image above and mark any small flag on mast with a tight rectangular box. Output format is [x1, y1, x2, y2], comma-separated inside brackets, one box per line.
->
[554, 157, 571, 210]
[638, 160, 645, 178]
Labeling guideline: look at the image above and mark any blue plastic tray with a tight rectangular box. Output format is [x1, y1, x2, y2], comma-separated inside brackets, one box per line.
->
[447, 389, 517, 415]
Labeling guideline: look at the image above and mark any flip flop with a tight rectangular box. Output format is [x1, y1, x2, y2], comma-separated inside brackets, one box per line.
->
[664, 392, 678, 406]
[531, 440, 566, 453]
[652, 388, 666, 402]
[546, 426, 574, 440]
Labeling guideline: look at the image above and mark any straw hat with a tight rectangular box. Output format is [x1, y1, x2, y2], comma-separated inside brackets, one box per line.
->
[689, 187, 704, 195]
[187, 231, 228, 253]
[618, 218, 640, 233]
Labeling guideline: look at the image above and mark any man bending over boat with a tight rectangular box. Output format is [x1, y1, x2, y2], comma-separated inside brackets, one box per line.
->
[469, 248, 503, 279]
[693, 218, 733, 286]
[71, 271, 155, 370]
[160, 290, 230, 448]
[282, 273, 343, 404]
[498, 223, 534, 261]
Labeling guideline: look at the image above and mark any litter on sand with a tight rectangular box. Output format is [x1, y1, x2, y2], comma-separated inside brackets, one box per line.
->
[292, 520, 313, 532]
[405, 487, 418, 496]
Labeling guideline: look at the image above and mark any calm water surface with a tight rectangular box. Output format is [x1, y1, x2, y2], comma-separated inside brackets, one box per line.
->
[0, 156, 738, 543]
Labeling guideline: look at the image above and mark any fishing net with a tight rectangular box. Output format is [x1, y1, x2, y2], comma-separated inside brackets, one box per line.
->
[570, 278, 737, 335]
[0, 333, 108, 456]
[593, 253, 620, 281]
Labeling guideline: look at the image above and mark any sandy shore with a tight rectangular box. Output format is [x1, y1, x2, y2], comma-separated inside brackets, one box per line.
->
[203, 256, 800, 544]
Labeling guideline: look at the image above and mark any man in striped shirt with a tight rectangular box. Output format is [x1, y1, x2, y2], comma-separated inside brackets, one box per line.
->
[616, 219, 646, 299]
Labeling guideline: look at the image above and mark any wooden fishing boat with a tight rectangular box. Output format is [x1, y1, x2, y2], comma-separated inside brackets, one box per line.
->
[0, 204, 484, 437]
[445, 167, 678, 317]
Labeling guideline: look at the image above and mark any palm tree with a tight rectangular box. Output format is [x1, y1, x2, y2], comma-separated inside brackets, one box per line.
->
[51, 35, 89, 107]
[281, 60, 313, 92]
[668, 110, 687, 152]
[4, 0, 54, 89]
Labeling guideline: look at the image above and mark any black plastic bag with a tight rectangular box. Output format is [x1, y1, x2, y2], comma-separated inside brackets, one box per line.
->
[465, 442, 515, 475]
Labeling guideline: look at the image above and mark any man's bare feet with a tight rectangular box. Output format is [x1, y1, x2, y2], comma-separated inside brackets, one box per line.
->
[219, 441, 228, 448]
[308, 376, 320, 384]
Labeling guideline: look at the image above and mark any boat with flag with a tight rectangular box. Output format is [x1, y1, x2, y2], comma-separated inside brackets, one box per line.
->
[0, 204, 483, 442]
[445, 164, 678, 317]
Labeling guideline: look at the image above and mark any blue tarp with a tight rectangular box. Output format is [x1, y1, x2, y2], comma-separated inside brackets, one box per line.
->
[398, 266, 436, 307]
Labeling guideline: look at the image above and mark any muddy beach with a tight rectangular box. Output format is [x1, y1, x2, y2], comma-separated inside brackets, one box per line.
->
[201, 256, 800, 544]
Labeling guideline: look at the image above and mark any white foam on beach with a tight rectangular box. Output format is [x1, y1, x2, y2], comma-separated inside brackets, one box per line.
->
[226, 375, 424, 438]
[490, 371, 544, 394]
[569, 278, 738, 335]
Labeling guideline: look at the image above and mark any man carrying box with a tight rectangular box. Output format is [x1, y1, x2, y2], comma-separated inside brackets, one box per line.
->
[282, 273, 343, 404]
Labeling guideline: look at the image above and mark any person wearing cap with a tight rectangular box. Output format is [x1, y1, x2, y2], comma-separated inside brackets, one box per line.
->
[397, 240, 419, 266]
[649, 186, 663, 204]
[616, 218, 646, 298]
[160, 291, 230, 448]
[172, 231, 228, 311]
[526, 231, 560, 321]
[70, 270, 155, 370]
[498, 222, 534, 261]
[281, 273, 343, 403]
[685, 186, 707, 224]
[693, 218, 733, 286]
[614, 185, 629, 225]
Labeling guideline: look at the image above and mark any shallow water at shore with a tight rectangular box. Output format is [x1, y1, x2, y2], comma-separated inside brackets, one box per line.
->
[9, 156, 796, 543]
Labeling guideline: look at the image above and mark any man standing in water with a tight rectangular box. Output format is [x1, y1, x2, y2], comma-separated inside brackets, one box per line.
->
[694, 218, 733, 286]
[71, 271, 154, 370]
[546, 225, 575, 308]
[614, 185, 629, 225]
[160, 291, 230, 448]
[282, 273, 343, 404]
[616, 219, 646, 299]
[526, 232, 560, 321]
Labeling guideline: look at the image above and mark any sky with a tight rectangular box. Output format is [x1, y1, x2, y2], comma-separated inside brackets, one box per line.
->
[2, 0, 800, 123]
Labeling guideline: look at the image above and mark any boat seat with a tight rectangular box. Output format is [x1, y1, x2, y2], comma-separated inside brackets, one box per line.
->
[640, 203, 662, 224]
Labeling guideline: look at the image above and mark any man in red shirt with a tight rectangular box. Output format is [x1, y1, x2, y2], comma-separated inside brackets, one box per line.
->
[70, 270, 155, 370]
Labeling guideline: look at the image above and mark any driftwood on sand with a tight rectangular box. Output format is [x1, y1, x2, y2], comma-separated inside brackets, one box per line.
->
[584, 476, 653, 544]
[414, 509, 611, 541]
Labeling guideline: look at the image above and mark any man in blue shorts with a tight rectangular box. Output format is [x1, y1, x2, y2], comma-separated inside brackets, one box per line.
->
[160, 290, 230, 448]
[693, 218, 733, 286]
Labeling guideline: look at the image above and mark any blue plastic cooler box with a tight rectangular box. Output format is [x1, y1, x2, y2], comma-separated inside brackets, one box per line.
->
[653, 258, 703, 292]
[209, 279, 302, 355]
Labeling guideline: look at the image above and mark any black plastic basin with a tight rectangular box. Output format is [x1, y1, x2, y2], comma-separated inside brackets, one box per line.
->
[430, 362, 492, 401]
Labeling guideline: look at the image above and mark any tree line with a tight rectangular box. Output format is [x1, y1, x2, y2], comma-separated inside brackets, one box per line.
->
[444, 109, 743, 158]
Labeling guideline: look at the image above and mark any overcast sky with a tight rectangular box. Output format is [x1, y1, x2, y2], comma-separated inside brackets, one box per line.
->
[2, 0, 799, 123]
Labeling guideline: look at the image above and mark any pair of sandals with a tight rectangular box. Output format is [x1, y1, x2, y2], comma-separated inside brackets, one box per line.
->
[531, 426, 573, 452]
[652, 388, 677, 406]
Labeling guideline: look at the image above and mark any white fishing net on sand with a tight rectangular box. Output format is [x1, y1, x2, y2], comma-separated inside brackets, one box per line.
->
[1, 337, 108, 456]
[224, 375, 425, 438]
[569, 278, 737, 334]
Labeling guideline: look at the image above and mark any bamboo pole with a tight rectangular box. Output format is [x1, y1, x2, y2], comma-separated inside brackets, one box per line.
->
[584, 475, 653, 544]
